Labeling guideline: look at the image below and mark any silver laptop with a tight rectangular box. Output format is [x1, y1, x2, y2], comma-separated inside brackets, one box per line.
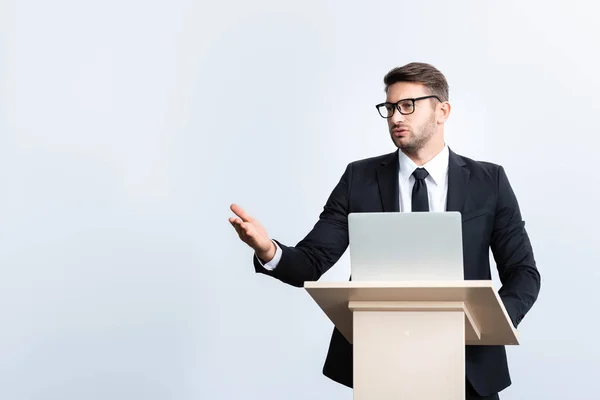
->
[348, 212, 464, 281]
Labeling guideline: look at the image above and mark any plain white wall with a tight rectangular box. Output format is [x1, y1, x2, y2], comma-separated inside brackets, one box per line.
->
[1, 0, 599, 399]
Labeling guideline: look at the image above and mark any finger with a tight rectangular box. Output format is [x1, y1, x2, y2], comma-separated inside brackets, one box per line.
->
[231, 204, 251, 222]
[230, 220, 248, 240]
[239, 222, 254, 237]
[229, 219, 241, 233]
[230, 220, 243, 236]
[230, 203, 252, 223]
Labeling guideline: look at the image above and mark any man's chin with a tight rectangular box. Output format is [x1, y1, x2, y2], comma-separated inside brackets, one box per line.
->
[394, 140, 421, 154]
[392, 137, 412, 148]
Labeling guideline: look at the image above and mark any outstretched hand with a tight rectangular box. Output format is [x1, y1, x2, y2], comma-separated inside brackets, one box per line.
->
[229, 204, 276, 262]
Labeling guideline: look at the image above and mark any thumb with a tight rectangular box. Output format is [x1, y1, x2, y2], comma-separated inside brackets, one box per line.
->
[230, 203, 252, 222]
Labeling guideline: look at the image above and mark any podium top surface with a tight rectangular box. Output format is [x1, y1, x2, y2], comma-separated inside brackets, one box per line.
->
[304, 280, 519, 346]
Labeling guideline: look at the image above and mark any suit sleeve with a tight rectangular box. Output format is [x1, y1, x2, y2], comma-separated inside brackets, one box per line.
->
[491, 166, 541, 327]
[253, 163, 352, 287]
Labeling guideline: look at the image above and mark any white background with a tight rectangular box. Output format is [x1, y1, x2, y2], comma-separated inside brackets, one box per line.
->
[1, 0, 599, 399]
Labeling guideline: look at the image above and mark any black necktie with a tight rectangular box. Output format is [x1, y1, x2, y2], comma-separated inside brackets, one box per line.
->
[412, 168, 429, 212]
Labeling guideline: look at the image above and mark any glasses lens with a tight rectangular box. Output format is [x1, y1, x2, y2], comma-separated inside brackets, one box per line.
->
[398, 100, 414, 114]
[378, 104, 394, 118]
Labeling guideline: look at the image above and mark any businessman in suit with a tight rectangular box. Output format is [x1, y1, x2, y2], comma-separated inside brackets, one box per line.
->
[229, 62, 541, 399]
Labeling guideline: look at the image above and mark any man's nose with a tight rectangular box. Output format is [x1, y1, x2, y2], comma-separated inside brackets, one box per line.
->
[391, 108, 405, 125]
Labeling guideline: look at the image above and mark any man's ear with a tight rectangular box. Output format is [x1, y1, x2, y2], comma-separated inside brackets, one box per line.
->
[438, 101, 451, 123]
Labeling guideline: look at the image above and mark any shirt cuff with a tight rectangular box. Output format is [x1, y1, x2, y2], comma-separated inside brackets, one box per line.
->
[255, 240, 282, 271]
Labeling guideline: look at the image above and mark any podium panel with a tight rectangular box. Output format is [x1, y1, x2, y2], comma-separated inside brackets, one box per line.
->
[304, 280, 518, 346]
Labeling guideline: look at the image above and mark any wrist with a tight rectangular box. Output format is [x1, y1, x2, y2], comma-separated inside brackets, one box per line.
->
[257, 240, 276, 263]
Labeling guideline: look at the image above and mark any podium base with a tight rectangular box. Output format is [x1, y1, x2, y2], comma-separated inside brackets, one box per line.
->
[351, 301, 465, 400]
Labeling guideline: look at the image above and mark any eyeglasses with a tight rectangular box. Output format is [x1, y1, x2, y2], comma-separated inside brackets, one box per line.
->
[375, 95, 442, 118]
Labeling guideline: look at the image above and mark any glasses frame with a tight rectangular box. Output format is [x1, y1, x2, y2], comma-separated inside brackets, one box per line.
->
[375, 95, 442, 118]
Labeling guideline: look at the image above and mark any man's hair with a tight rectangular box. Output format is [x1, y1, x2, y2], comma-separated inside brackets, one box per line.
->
[383, 62, 449, 102]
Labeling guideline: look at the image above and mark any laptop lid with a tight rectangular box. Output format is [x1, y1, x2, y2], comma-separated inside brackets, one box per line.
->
[348, 212, 464, 281]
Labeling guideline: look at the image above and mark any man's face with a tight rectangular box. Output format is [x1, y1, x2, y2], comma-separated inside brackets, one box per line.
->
[384, 82, 439, 153]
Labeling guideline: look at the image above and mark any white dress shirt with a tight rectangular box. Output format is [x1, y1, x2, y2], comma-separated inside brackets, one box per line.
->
[257, 145, 450, 270]
[398, 144, 449, 212]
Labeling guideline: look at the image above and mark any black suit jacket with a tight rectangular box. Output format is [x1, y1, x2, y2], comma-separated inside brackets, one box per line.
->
[253, 148, 541, 396]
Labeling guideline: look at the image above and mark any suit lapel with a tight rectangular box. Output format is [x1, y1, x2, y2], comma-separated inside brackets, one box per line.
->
[446, 149, 470, 213]
[376, 150, 400, 212]
[376, 148, 469, 213]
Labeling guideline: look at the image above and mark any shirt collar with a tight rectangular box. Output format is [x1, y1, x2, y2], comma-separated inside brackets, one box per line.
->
[398, 145, 449, 186]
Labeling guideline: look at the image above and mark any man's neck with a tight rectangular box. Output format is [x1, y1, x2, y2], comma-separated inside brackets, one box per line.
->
[402, 140, 446, 166]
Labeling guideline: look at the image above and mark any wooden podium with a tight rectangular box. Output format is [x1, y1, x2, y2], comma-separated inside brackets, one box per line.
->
[304, 280, 518, 400]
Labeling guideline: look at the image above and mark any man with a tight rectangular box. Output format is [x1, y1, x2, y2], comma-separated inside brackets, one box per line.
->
[229, 62, 541, 399]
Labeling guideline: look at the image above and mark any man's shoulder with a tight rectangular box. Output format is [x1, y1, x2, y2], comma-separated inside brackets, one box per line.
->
[455, 152, 500, 169]
[453, 151, 505, 181]
[348, 151, 397, 169]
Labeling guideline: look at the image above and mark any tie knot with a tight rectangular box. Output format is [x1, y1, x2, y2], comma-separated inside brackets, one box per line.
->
[412, 167, 429, 180]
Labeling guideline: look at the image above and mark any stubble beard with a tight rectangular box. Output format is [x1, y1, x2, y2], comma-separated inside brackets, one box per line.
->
[397, 115, 436, 155]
